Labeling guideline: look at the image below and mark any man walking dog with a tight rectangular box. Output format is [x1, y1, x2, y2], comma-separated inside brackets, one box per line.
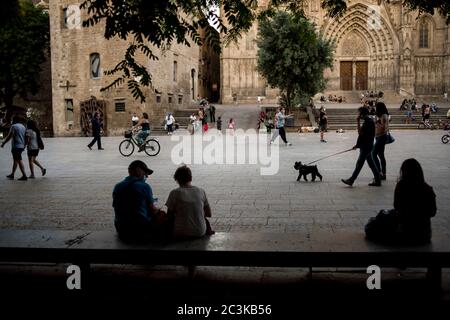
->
[341, 107, 381, 187]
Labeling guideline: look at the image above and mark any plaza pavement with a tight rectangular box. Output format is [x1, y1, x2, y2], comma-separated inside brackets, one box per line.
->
[0, 129, 449, 235]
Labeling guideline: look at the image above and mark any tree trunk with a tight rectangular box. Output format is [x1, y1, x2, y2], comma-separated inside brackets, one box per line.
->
[3, 78, 16, 124]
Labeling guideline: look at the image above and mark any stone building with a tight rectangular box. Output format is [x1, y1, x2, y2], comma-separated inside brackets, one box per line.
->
[220, 0, 450, 104]
[49, 0, 218, 136]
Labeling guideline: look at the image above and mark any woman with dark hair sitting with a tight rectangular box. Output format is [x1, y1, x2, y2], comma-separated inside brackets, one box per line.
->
[366, 158, 437, 244]
[394, 159, 437, 244]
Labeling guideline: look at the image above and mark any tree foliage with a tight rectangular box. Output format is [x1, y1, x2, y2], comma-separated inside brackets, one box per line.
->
[256, 11, 334, 109]
[80, 0, 450, 102]
[0, 0, 50, 120]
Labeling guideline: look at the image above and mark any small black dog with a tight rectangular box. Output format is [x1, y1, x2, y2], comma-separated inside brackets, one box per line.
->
[294, 161, 323, 182]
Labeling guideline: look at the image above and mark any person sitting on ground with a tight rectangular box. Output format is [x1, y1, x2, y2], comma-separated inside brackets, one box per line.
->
[133, 112, 150, 151]
[165, 165, 214, 238]
[113, 160, 172, 242]
[366, 159, 437, 244]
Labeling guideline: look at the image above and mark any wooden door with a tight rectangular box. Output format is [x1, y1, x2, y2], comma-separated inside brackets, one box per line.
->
[355, 61, 368, 91]
[340, 62, 353, 91]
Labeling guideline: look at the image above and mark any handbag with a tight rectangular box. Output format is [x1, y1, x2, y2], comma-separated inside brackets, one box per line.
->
[365, 209, 399, 242]
[386, 132, 395, 144]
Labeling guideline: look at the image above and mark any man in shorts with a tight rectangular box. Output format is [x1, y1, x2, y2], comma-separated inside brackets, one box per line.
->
[1, 115, 27, 180]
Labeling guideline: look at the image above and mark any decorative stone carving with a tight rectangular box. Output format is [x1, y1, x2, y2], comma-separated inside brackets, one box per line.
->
[341, 32, 369, 56]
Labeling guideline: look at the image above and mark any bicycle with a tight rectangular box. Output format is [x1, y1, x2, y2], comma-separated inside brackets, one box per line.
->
[442, 133, 450, 144]
[417, 120, 436, 130]
[119, 129, 161, 157]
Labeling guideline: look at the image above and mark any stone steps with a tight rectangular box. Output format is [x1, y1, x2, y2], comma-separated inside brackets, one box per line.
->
[320, 107, 449, 130]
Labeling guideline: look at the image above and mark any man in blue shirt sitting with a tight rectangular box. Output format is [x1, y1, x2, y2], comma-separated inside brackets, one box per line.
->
[113, 160, 172, 241]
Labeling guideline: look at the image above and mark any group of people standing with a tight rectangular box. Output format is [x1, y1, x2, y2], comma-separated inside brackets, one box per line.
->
[1, 115, 46, 181]
[188, 100, 219, 134]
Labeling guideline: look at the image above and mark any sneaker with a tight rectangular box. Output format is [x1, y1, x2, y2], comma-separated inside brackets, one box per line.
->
[29, 175, 35, 179]
[368, 180, 382, 187]
[341, 178, 353, 186]
[98, 148, 104, 150]
[286, 142, 292, 146]
[42, 168, 46, 176]
[18, 176, 28, 181]
[321, 140, 327, 143]
[87, 145, 92, 150]
[6, 174, 14, 180]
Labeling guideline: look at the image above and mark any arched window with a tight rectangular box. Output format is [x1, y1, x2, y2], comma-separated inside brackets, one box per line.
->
[173, 61, 177, 82]
[419, 20, 429, 49]
[90, 53, 101, 78]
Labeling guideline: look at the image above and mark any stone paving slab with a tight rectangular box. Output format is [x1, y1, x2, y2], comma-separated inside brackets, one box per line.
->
[0, 130, 449, 234]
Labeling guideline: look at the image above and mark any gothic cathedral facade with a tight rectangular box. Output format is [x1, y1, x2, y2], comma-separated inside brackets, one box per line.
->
[220, 0, 450, 103]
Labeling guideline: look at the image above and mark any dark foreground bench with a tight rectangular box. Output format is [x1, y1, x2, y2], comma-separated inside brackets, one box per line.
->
[1, 230, 449, 290]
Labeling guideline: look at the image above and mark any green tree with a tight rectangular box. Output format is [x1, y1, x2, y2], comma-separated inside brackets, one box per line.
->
[80, 0, 450, 102]
[0, 0, 50, 122]
[256, 11, 334, 110]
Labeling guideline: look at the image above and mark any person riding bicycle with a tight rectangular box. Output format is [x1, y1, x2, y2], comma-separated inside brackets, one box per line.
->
[133, 112, 150, 152]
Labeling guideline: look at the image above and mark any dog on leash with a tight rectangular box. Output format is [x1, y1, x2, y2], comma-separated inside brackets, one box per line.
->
[294, 161, 323, 182]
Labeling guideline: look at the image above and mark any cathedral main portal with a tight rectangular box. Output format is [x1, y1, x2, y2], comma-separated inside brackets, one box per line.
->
[340, 61, 368, 91]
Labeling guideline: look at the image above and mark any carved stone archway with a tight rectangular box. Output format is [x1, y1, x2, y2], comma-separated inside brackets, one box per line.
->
[322, 3, 399, 91]
[80, 96, 107, 137]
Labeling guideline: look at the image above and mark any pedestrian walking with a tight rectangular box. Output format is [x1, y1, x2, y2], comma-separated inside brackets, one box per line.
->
[372, 102, 390, 181]
[319, 105, 328, 143]
[216, 116, 222, 132]
[189, 113, 197, 135]
[87, 112, 104, 150]
[210, 105, 216, 123]
[25, 120, 46, 178]
[165, 112, 175, 135]
[273, 107, 293, 146]
[341, 107, 381, 187]
[1, 115, 28, 180]
[228, 118, 235, 135]
[270, 108, 281, 143]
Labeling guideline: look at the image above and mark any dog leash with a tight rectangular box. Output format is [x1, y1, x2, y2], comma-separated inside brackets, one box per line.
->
[306, 148, 354, 165]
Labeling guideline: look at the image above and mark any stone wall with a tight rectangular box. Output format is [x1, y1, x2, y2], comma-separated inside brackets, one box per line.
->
[49, 0, 207, 136]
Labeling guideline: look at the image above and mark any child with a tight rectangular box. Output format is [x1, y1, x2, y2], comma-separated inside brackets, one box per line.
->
[228, 118, 235, 135]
